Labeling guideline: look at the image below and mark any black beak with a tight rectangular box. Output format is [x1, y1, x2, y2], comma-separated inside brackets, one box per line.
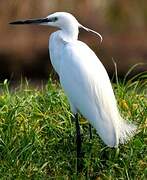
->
[9, 17, 49, 25]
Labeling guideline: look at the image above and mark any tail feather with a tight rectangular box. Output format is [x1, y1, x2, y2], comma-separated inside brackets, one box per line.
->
[118, 118, 137, 144]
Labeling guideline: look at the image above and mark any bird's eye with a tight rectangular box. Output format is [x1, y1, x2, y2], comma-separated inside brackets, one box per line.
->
[52, 17, 58, 22]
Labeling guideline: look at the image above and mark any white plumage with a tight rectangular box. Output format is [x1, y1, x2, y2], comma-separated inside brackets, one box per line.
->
[10, 12, 136, 147]
[48, 12, 136, 147]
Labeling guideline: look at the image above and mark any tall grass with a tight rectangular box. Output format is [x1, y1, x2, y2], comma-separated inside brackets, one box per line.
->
[0, 75, 146, 179]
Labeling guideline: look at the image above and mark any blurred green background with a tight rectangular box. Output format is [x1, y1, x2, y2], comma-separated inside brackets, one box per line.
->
[0, 0, 147, 82]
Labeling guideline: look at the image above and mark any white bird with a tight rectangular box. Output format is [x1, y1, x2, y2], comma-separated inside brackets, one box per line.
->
[10, 12, 136, 154]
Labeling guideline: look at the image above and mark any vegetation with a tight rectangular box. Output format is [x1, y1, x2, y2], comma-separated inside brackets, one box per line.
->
[0, 74, 146, 179]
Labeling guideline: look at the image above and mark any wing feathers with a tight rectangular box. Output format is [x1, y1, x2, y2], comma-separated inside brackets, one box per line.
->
[60, 41, 136, 147]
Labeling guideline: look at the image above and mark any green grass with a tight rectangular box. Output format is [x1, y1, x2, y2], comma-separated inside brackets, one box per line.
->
[0, 75, 146, 179]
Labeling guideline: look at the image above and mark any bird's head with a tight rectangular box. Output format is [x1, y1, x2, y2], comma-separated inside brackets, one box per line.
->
[46, 12, 79, 29]
[10, 12, 102, 43]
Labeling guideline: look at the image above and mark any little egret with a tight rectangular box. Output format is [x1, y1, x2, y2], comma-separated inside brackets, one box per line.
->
[10, 12, 136, 167]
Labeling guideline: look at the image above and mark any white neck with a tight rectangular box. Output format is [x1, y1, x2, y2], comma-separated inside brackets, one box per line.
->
[60, 24, 79, 42]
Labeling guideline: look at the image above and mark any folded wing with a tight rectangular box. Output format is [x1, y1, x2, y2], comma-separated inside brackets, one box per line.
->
[59, 41, 136, 147]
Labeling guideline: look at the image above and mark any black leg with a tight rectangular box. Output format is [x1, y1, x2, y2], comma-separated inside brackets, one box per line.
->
[89, 124, 92, 139]
[75, 114, 82, 158]
[74, 114, 83, 173]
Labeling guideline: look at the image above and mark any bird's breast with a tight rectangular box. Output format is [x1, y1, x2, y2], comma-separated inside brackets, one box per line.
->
[49, 32, 65, 75]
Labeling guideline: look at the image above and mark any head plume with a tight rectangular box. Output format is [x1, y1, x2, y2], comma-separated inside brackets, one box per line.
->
[79, 24, 103, 44]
